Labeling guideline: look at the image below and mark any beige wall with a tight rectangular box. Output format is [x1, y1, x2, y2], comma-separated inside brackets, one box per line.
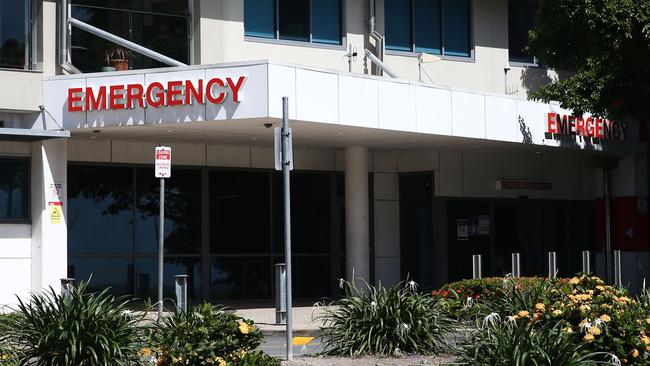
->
[194, 0, 562, 97]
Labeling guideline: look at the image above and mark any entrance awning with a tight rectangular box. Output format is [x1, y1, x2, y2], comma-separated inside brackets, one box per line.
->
[0, 128, 70, 142]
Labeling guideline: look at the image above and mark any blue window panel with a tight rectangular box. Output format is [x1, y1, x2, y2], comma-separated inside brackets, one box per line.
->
[414, 0, 442, 54]
[385, 0, 412, 51]
[312, 0, 342, 45]
[244, 0, 276, 39]
[443, 0, 471, 57]
[279, 0, 310, 42]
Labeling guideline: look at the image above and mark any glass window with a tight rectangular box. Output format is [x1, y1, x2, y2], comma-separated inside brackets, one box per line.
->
[385, 0, 412, 52]
[67, 256, 134, 295]
[279, 0, 310, 42]
[414, 0, 441, 54]
[311, 0, 341, 44]
[244, 0, 342, 45]
[385, 0, 471, 57]
[0, 0, 30, 69]
[210, 171, 271, 254]
[71, 1, 189, 72]
[244, 0, 276, 38]
[68, 165, 134, 254]
[73, 0, 187, 16]
[135, 168, 201, 255]
[0, 158, 29, 220]
[508, 0, 535, 63]
[210, 257, 271, 300]
[443, 0, 471, 57]
[134, 256, 202, 301]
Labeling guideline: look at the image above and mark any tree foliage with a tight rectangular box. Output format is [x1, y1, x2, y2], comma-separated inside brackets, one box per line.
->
[528, 0, 650, 121]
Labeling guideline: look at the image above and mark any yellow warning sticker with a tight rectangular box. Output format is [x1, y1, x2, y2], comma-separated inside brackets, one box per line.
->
[49, 204, 62, 224]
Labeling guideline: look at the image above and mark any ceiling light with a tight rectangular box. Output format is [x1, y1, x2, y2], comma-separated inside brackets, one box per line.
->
[167, 129, 173, 133]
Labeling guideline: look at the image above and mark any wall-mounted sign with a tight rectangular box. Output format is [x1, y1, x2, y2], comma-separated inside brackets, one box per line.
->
[67, 76, 246, 112]
[457, 219, 469, 241]
[496, 180, 552, 191]
[546, 113, 628, 142]
[155, 146, 172, 178]
[49, 202, 62, 224]
[47, 183, 63, 204]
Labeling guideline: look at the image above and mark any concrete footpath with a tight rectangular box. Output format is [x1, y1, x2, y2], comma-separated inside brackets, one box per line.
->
[235, 306, 324, 337]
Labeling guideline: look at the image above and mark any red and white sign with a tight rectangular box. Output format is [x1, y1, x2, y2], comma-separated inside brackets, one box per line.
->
[155, 146, 172, 178]
[67, 76, 246, 112]
[546, 113, 628, 142]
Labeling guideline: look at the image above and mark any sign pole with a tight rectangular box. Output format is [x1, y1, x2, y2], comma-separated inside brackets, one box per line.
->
[158, 177, 165, 320]
[282, 96, 293, 361]
[154, 146, 171, 322]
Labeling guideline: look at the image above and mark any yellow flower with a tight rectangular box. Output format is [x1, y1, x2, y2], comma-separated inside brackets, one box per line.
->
[139, 348, 153, 356]
[238, 321, 251, 334]
[569, 277, 580, 285]
[596, 285, 605, 291]
[589, 326, 602, 336]
[641, 336, 650, 345]
[216, 357, 227, 366]
[552, 309, 563, 317]
[631, 349, 639, 358]
[535, 303, 546, 312]
[579, 305, 591, 313]
[599, 314, 611, 323]
[563, 326, 573, 333]
[646, 318, 650, 326]
[583, 334, 595, 342]
[517, 311, 530, 318]
[0, 354, 9, 361]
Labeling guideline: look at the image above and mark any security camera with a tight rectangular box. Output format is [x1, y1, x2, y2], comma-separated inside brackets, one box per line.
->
[264, 123, 273, 128]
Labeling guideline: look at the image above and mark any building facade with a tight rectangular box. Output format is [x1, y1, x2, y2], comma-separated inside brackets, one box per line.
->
[0, 0, 647, 306]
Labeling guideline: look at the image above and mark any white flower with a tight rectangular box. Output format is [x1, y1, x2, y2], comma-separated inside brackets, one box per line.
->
[505, 316, 517, 327]
[394, 347, 402, 357]
[593, 318, 603, 327]
[370, 301, 377, 307]
[407, 280, 418, 292]
[580, 320, 592, 333]
[339, 278, 345, 290]
[608, 354, 622, 366]
[465, 297, 474, 308]
[482, 313, 501, 329]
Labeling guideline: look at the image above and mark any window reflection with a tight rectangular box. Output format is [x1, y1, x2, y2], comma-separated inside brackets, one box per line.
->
[135, 256, 201, 301]
[0, 0, 29, 69]
[0, 158, 28, 220]
[210, 257, 271, 300]
[70, 1, 189, 72]
[68, 165, 134, 254]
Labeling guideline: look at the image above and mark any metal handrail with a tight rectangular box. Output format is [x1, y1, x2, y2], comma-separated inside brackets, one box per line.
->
[364, 49, 399, 78]
[69, 17, 187, 67]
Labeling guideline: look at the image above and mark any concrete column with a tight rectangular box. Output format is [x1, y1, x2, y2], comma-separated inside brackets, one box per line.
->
[31, 138, 67, 294]
[345, 146, 370, 284]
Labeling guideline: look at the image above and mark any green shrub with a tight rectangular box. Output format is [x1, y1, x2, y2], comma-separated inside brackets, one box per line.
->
[4, 282, 146, 366]
[149, 303, 277, 366]
[433, 276, 566, 319]
[450, 274, 650, 365]
[454, 317, 605, 366]
[316, 280, 454, 356]
[0, 313, 23, 366]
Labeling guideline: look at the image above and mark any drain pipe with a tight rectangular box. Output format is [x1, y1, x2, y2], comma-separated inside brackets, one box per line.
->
[368, 0, 385, 76]
[59, 0, 67, 66]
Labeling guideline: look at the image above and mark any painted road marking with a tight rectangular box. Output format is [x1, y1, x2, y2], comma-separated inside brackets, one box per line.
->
[292, 336, 315, 346]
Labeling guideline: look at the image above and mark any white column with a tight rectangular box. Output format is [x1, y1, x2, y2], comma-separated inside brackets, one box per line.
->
[31, 138, 67, 294]
[345, 146, 370, 284]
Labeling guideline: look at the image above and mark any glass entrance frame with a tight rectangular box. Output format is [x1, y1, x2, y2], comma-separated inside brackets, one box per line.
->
[67, 163, 345, 304]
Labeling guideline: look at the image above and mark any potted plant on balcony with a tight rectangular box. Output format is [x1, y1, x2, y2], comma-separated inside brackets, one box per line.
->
[104, 46, 131, 71]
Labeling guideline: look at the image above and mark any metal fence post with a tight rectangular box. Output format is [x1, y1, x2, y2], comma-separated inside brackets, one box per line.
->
[472, 255, 482, 279]
[511, 253, 521, 277]
[613, 250, 622, 288]
[60, 278, 75, 299]
[174, 275, 189, 313]
[547, 252, 557, 278]
[275, 263, 287, 325]
[582, 250, 591, 274]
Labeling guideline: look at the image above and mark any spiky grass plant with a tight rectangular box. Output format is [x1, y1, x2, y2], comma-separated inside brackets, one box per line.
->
[316, 280, 454, 356]
[454, 316, 608, 366]
[4, 282, 147, 366]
